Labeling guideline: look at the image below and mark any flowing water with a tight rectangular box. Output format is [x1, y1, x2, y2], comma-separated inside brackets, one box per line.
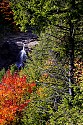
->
[0, 31, 38, 70]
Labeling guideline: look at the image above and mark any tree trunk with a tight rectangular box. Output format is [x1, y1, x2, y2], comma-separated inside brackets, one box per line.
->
[69, 22, 74, 96]
[68, 0, 75, 96]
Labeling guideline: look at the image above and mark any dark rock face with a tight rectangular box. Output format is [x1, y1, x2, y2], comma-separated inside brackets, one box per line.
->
[0, 41, 20, 70]
[0, 31, 38, 70]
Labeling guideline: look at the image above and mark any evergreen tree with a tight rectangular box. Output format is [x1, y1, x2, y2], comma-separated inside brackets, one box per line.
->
[9, 1, 83, 124]
[10, 0, 83, 96]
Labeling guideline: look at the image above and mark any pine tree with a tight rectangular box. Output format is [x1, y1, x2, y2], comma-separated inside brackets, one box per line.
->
[10, 0, 83, 96]
[9, 1, 83, 124]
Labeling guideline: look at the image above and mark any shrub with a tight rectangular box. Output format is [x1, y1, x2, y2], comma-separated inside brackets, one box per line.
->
[0, 70, 36, 125]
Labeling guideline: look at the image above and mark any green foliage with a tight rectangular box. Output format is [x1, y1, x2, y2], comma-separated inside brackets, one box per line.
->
[10, 0, 30, 32]
[19, 27, 68, 124]
[23, 26, 68, 92]
[9, 64, 19, 74]
[54, 87, 83, 125]
[0, 68, 5, 81]
[20, 25, 83, 124]
[17, 83, 83, 125]
[9, 0, 83, 124]
[18, 84, 54, 125]
[10, 0, 83, 31]
[10, 0, 83, 56]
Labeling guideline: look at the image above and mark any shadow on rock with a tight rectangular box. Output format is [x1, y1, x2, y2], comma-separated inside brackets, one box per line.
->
[0, 41, 20, 70]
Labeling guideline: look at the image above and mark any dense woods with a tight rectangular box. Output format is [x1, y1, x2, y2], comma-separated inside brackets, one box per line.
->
[0, 0, 83, 124]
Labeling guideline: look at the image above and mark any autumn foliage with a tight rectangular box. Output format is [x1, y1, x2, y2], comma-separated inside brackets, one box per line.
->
[0, 0, 19, 32]
[0, 70, 36, 125]
[74, 59, 83, 85]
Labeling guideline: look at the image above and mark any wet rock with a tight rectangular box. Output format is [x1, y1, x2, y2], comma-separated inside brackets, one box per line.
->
[0, 31, 38, 70]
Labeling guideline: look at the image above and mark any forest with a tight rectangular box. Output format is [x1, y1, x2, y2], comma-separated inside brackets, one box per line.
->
[0, 0, 83, 125]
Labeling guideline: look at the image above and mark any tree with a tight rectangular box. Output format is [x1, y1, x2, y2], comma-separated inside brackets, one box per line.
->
[0, 69, 36, 125]
[16, 42, 83, 124]
[10, 0, 83, 96]
[9, 1, 83, 124]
